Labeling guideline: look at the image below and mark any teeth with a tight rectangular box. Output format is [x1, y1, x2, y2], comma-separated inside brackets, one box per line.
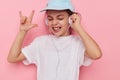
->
[54, 27, 59, 30]
[53, 27, 61, 31]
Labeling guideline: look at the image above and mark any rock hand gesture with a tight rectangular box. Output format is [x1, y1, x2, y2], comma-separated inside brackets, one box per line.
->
[19, 10, 37, 32]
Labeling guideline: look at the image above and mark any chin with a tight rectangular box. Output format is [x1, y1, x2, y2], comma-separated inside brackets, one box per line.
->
[53, 32, 69, 37]
[52, 33, 62, 37]
[50, 30, 69, 37]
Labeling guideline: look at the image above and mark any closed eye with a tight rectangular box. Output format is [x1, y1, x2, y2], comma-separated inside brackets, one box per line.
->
[58, 18, 64, 20]
[48, 18, 53, 21]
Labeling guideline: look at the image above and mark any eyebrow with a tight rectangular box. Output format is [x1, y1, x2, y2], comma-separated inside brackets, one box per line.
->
[57, 14, 64, 17]
[47, 15, 52, 18]
[47, 14, 64, 18]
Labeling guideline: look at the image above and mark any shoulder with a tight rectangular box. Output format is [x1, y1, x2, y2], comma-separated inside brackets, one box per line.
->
[34, 35, 49, 41]
[32, 35, 50, 44]
[70, 35, 85, 48]
[71, 35, 82, 42]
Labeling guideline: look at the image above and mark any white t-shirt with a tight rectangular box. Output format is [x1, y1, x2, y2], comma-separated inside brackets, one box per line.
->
[22, 34, 92, 80]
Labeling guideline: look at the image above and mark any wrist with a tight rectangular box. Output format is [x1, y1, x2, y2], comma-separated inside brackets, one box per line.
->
[20, 29, 28, 33]
[19, 30, 28, 36]
[73, 24, 83, 33]
[77, 25, 86, 35]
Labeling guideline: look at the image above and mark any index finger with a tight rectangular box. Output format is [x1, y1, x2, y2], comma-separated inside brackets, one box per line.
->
[19, 11, 23, 18]
[29, 10, 35, 22]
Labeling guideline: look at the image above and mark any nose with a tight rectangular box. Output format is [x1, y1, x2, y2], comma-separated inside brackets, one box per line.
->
[51, 20, 58, 26]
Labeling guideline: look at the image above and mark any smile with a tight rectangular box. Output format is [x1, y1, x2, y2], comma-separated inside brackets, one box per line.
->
[52, 27, 62, 32]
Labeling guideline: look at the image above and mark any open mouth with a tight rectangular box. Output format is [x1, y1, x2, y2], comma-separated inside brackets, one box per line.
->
[52, 26, 62, 32]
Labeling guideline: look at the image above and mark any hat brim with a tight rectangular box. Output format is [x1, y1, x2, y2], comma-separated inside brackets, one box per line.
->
[40, 8, 72, 12]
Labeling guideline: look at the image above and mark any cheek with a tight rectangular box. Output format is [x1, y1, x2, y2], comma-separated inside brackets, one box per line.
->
[48, 23, 53, 29]
[59, 20, 68, 27]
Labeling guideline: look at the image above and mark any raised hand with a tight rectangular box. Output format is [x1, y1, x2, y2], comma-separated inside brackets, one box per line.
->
[19, 10, 38, 32]
[69, 13, 82, 33]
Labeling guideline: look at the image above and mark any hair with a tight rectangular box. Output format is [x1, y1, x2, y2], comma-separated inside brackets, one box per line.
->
[64, 9, 74, 35]
[46, 9, 74, 15]
[65, 9, 74, 16]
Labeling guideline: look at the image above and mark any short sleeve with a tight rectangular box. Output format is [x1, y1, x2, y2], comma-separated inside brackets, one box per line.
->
[78, 38, 92, 66]
[21, 38, 39, 65]
[82, 55, 92, 66]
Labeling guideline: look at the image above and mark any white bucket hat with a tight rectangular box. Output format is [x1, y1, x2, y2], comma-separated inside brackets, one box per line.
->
[40, 0, 75, 12]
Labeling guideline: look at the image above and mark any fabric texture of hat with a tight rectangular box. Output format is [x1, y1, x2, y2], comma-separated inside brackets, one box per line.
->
[40, 0, 74, 12]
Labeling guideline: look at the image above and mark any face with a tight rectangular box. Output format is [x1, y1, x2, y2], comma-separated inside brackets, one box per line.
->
[46, 10, 70, 37]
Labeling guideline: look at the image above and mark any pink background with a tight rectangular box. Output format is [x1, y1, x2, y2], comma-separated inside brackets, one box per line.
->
[0, 0, 120, 80]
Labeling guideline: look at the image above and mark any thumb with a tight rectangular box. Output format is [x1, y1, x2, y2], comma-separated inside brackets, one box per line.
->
[29, 24, 38, 28]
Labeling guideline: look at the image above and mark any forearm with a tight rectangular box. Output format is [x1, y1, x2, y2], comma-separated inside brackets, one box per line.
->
[77, 25, 102, 60]
[7, 31, 27, 61]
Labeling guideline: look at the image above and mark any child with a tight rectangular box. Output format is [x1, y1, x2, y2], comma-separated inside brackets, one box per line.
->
[7, 0, 102, 80]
